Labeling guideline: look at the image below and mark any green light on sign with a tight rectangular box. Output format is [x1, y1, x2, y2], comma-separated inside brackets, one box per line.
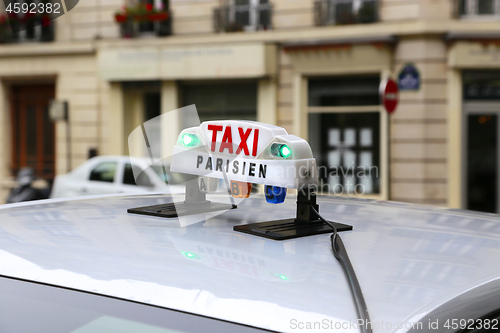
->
[181, 133, 199, 148]
[181, 251, 197, 259]
[271, 143, 292, 159]
[280, 145, 291, 158]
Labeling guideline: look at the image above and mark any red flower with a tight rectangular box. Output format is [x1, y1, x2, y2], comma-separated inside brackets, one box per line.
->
[145, 3, 153, 11]
[114, 13, 128, 22]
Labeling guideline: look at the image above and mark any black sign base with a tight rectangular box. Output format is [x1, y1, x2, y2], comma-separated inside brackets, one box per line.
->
[128, 177, 236, 218]
[128, 201, 236, 218]
[234, 219, 352, 240]
[234, 188, 353, 240]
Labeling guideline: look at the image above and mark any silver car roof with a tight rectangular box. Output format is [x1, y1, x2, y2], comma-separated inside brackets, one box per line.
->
[0, 194, 499, 332]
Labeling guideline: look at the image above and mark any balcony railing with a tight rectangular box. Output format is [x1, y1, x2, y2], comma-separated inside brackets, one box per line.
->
[314, 0, 378, 26]
[454, 0, 500, 18]
[114, 5, 172, 38]
[117, 17, 172, 38]
[0, 15, 55, 43]
[213, 3, 272, 32]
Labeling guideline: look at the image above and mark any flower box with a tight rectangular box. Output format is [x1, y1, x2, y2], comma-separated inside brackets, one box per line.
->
[147, 12, 169, 21]
[115, 4, 171, 38]
[115, 13, 128, 23]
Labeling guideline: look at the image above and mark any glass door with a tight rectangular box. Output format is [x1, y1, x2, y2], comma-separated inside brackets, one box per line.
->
[463, 103, 500, 213]
[307, 75, 386, 198]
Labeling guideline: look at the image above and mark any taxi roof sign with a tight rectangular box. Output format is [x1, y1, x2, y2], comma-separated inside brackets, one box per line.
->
[170, 120, 318, 189]
[128, 118, 351, 242]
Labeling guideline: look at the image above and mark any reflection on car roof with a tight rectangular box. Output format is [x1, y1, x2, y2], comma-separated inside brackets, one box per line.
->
[0, 195, 499, 332]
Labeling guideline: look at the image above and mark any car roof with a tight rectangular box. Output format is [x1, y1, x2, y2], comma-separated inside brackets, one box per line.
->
[0, 195, 499, 332]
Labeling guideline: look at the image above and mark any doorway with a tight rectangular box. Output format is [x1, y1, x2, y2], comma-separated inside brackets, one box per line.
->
[10, 84, 56, 181]
[463, 102, 500, 213]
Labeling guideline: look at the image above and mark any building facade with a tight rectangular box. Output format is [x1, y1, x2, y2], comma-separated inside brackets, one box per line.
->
[0, 0, 499, 213]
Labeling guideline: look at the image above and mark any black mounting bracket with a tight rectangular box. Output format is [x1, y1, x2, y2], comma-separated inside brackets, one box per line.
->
[234, 188, 352, 240]
[127, 177, 236, 218]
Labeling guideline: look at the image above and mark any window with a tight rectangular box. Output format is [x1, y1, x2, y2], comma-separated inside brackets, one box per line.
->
[89, 162, 117, 183]
[314, 0, 379, 26]
[309, 113, 381, 195]
[463, 71, 500, 100]
[457, 0, 500, 17]
[123, 162, 189, 187]
[123, 163, 154, 188]
[3, 0, 57, 42]
[124, 0, 170, 36]
[140, 0, 169, 9]
[181, 82, 257, 122]
[309, 76, 380, 107]
[0, 277, 269, 333]
[214, 0, 272, 32]
[308, 76, 385, 197]
[123, 163, 138, 186]
[232, 0, 271, 30]
[137, 0, 155, 33]
[135, 0, 170, 33]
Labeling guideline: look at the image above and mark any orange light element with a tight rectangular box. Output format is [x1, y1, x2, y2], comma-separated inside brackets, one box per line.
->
[230, 181, 252, 198]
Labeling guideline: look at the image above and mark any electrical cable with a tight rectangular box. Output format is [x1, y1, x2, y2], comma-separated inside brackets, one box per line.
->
[310, 205, 373, 333]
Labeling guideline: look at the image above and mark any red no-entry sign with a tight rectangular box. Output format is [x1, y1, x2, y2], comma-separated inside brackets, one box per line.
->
[380, 78, 399, 114]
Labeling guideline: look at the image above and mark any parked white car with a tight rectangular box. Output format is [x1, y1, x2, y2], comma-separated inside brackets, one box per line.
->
[50, 156, 185, 198]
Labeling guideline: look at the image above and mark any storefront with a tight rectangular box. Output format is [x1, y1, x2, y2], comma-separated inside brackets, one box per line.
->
[307, 76, 382, 195]
[98, 42, 277, 158]
[448, 40, 500, 213]
[461, 71, 500, 213]
[281, 41, 392, 199]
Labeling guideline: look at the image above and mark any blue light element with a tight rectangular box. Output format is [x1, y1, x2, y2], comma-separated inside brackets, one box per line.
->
[265, 185, 286, 204]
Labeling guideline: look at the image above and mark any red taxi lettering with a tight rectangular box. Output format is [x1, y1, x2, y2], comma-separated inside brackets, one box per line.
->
[207, 124, 223, 152]
[207, 125, 260, 156]
[252, 129, 259, 156]
[219, 126, 233, 153]
[236, 127, 251, 155]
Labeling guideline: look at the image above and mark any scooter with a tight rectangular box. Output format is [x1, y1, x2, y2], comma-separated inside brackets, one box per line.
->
[6, 167, 51, 204]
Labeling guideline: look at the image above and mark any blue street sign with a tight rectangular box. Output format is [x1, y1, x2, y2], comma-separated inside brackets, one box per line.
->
[398, 64, 420, 91]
